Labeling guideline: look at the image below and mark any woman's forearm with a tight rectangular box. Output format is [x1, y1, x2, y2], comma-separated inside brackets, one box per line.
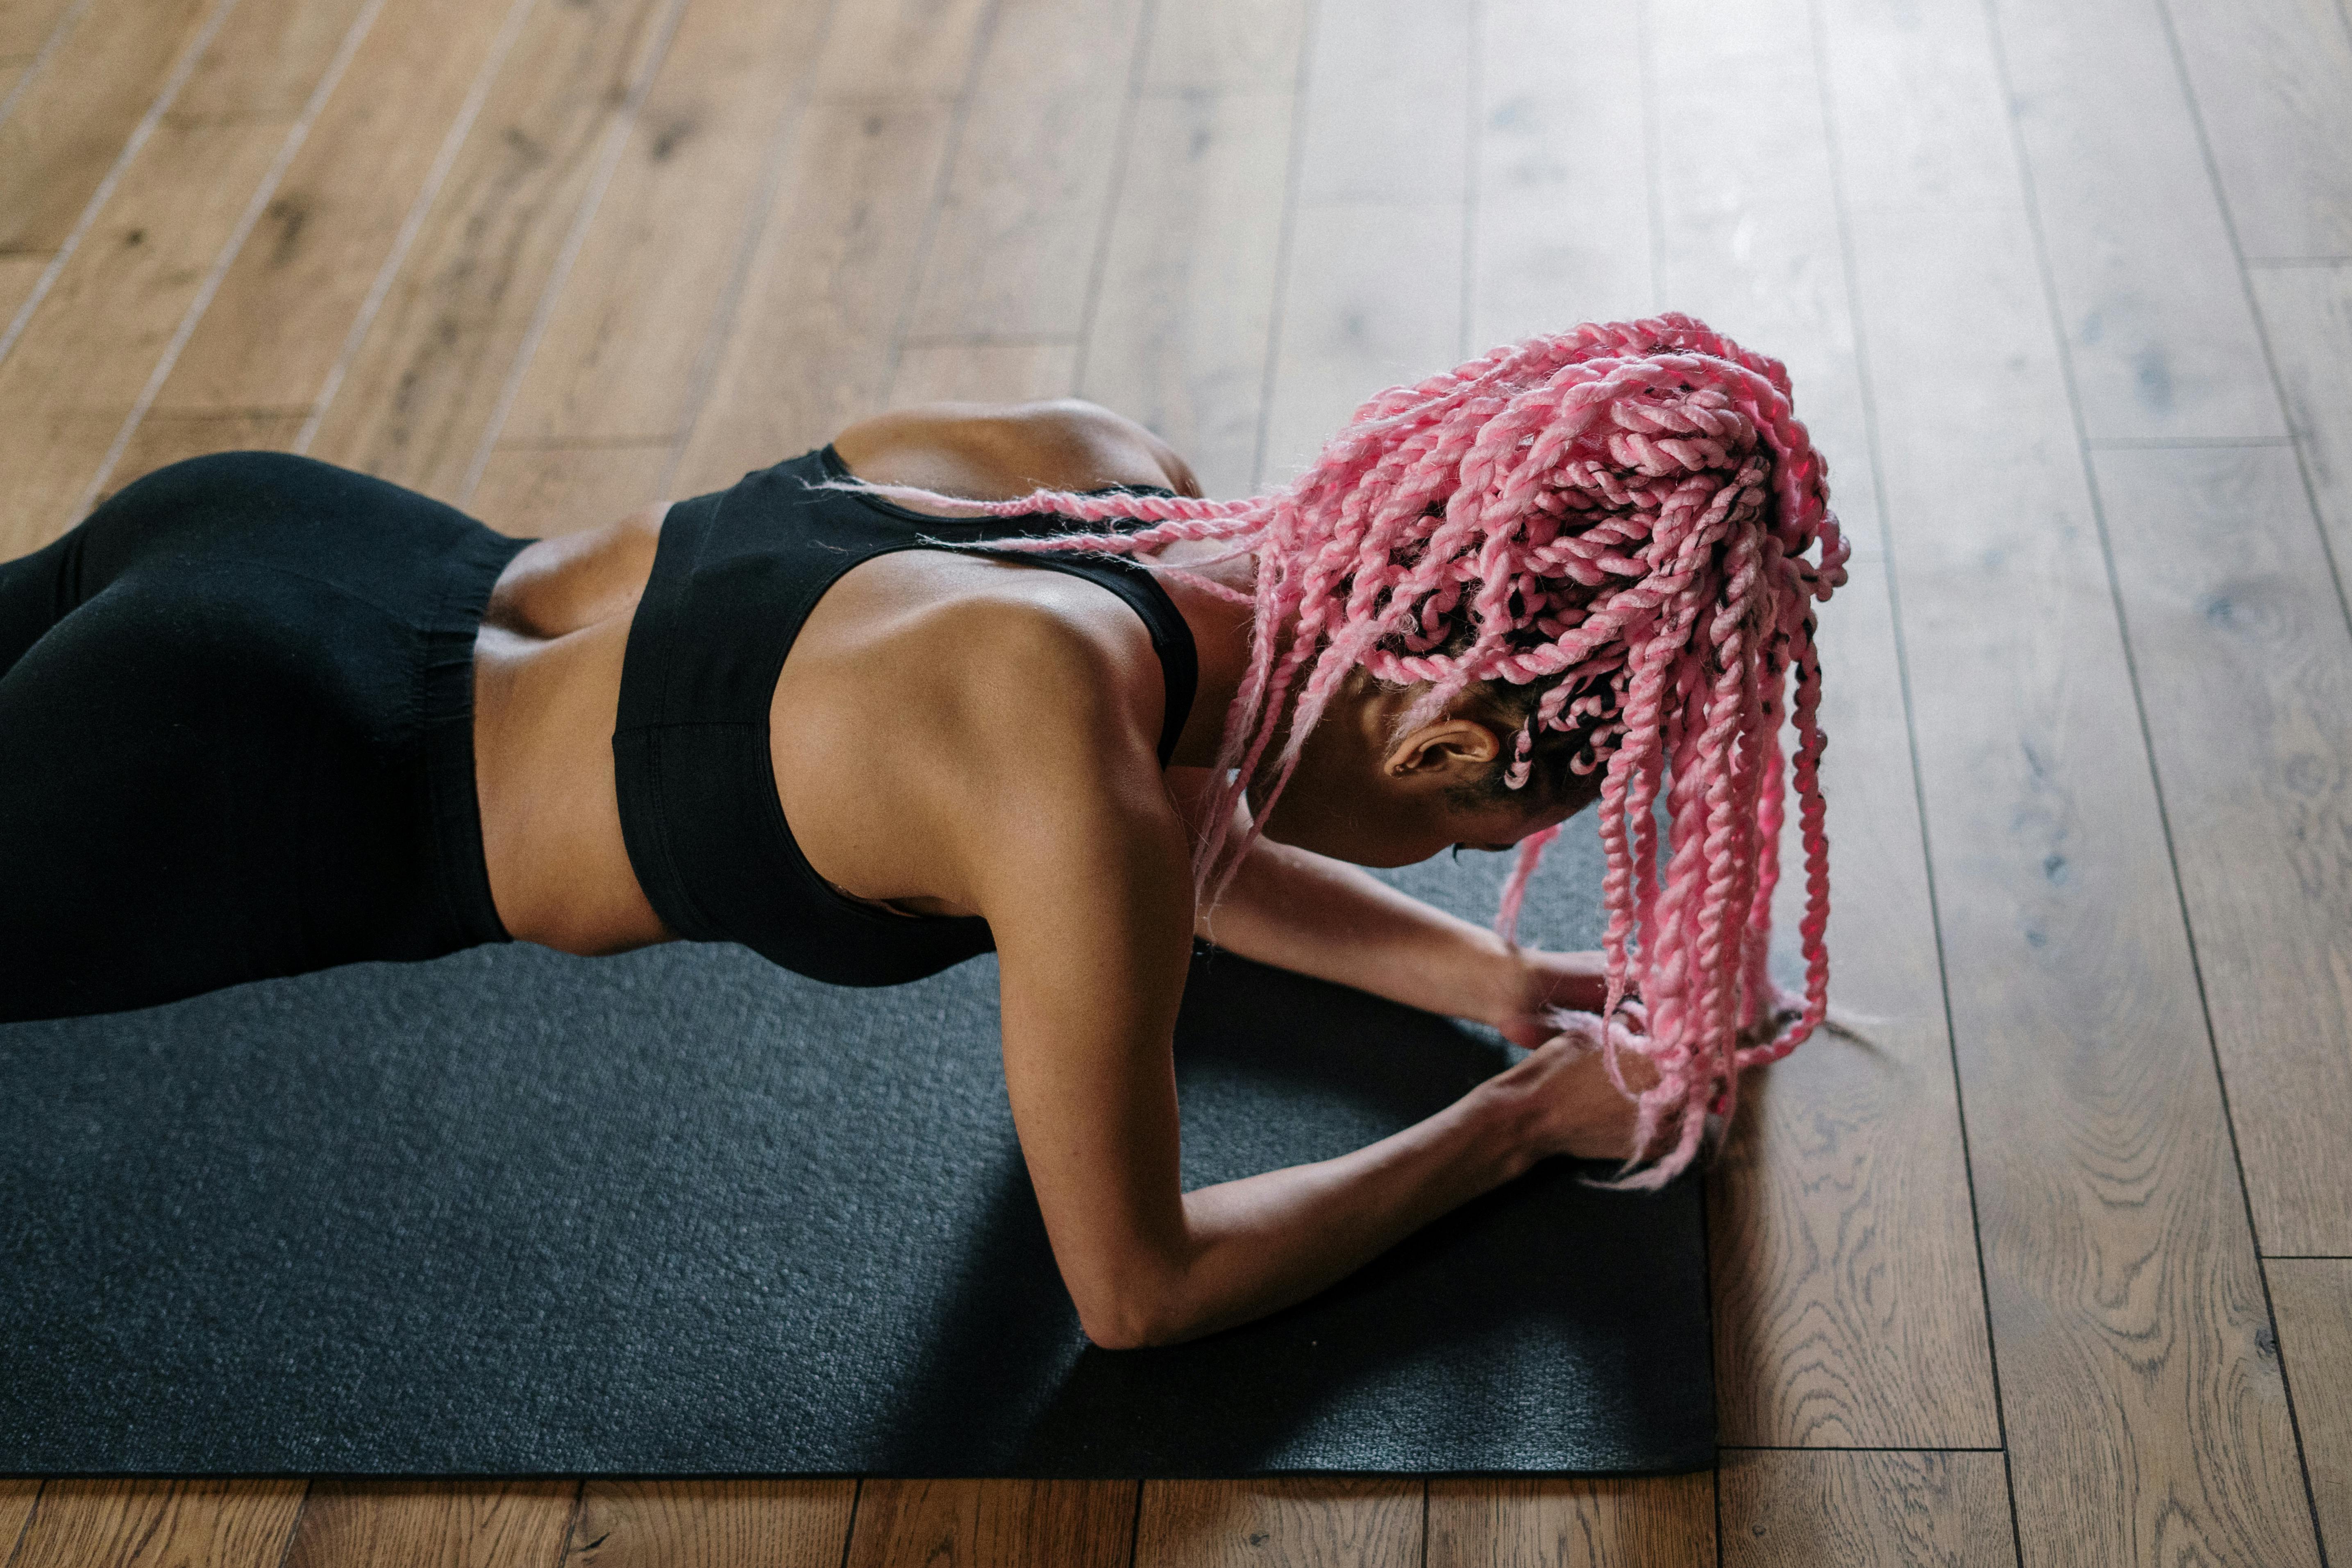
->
[1115, 1076, 1539, 1347]
[1200, 836, 1524, 1024]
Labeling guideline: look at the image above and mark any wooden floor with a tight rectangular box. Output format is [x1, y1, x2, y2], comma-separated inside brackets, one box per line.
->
[4, 0, 2349, 1560]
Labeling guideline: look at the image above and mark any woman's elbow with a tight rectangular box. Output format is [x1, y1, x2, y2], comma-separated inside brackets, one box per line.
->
[1076, 1279, 1191, 1351]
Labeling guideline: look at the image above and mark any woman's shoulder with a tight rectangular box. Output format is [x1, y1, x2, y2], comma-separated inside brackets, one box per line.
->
[830, 399, 1201, 508]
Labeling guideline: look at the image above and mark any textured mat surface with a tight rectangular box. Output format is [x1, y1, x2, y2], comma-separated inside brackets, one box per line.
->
[0, 840, 1712, 1477]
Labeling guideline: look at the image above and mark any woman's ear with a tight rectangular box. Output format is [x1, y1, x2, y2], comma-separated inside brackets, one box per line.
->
[1384, 718, 1504, 785]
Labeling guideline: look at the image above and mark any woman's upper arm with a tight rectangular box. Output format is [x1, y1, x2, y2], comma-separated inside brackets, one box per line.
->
[958, 722, 1201, 1347]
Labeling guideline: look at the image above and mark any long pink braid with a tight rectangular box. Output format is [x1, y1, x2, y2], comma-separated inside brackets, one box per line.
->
[849, 315, 1849, 1186]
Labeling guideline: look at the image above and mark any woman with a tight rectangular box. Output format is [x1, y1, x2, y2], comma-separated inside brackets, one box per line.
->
[0, 315, 1844, 1348]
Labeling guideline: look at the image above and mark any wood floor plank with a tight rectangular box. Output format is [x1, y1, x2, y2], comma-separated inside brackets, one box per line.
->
[0, 1482, 39, 1568]
[892, 339, 1078, 405]
[488, 0, 831, 449]
[2167, 0, 2352, 263]
[1718, 1451, 2014, 1568]
[148, 0, 530, 416]
[1472, 0, 1651, 343]
[670, 98, 957, 493]
[1139, 0, 1306, 93]
[2269, 1257, 2352, 1564]
[2092, 445, 2352, 1254]
[172, 0, 372, 127]
[1135, 1481, 1419, 1568]
[1426, 1475, 1714, 1568]
[11, 1480, 304, 1568]
[1260, 0, 1468, 481]
[0, 252, 47, 325]
[903, 0, 1146, 340]
[1294, 0, 1466, 207]
[1260, 200, 1461, 485]
[0, 0, 210, 255]
[1643, 0, 1996, 1449]
[109, 408, 305, 490]
[843, 1480, 1133, 1568]
[300, 0, 683, 502]
[1822, 0, 2323, 1560]
[2251, 265, 2352, 592]
[805, 0, 990, 102]
[281, 1481, 578, 1568]
[0, 0, 80, 57]
[1648, 0, 1870, 521]
[564, 1480, 854, 1568]
[0, 118, 288, 554]
[1078, 88, 1294, 498]
[1987, 0, 2284, 440]
[470, 440, 672, 535]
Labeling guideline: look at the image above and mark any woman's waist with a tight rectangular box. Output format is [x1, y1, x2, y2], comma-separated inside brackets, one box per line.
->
[471, 614, 673, 954]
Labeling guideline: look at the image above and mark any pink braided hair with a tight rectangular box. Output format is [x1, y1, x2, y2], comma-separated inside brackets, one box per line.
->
[853, 315, 1848, 1186]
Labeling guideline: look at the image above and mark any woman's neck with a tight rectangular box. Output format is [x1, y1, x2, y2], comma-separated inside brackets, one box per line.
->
[1146, 541, 1260, 769]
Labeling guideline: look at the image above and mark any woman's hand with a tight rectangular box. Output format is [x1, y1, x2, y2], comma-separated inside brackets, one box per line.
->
[1481, 1027, 1662, 1163]
[1489, 947, 1613, 1048]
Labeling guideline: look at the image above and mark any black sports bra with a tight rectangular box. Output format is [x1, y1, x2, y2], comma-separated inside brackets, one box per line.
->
[610, 446, 1198, 987]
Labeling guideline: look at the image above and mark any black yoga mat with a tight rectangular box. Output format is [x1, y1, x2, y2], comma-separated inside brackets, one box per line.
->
[0, 838, 1713, 1477]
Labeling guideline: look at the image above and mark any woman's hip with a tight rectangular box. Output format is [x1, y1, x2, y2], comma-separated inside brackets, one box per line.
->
[0, 454, 529, 1021]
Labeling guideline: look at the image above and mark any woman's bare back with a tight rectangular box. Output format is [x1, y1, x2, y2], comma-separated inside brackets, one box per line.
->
[466, 401, 1203, 954]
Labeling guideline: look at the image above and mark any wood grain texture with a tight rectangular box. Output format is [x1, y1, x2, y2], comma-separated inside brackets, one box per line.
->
[281, 1481, 578, 1568]
[1139, 0, 1306, 92]
[1646, 0, 1996, 1447]
[2166, 0, 2352, 262]
[149, 0, 528, 415]
[806, 0, 990, 102]
[1649, 0, 1869, 535]
[1259, 200, 1460, 485]
[107, 409, 304, 489]
[670, 98, 957, 492]
[1426, 1475, 1714, 1568]
[490, 0, 831, 447]
[1078, 88, 1293, 497]
[1987, 0, 2284, 440]
[469, 440, 672, 535]
[9, 1480, 304, 1568]
[2252, 265, 2352, 592]
[1719, 1450, 2014, 1568]
[0, 0, 80, 57]
[903, 0, 1144, 339]
[172, 0, 371, 127]
[301, 0, 682, 501]
[844, 1480, 1133, 1568]
[1472, 0, 1651, 343]
[563, 1480, 854, 1568]
[2093, 445, 2352, 1254]
[0, 0, 209, 254]
[0, 119, 286, 554]
[893, 339, 1078, 404]
[1135, 1481, 1419, 1568]
[0, 1482, 40, 1568]
[0, 252, 50, 329]
[2269, 1258, 2352, 1565]
[1293, 0, 1465, 206]
[1823, 0, 2322, 1559]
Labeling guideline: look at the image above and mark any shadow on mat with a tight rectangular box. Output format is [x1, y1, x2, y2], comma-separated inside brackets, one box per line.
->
[866, 948, 1707, 1477]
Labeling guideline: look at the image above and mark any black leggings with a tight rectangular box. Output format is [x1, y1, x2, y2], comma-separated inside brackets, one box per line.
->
[0, 454, 529, 1023]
